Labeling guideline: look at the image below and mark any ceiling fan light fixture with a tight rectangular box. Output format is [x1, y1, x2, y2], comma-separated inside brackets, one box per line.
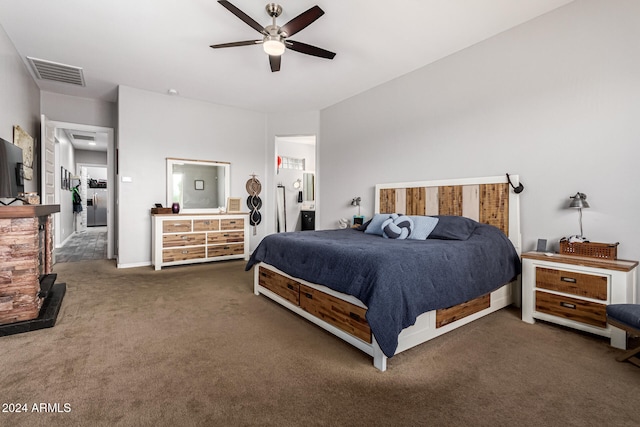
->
[263, 36, 285, 56]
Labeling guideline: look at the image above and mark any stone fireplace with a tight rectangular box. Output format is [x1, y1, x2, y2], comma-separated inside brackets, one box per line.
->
[0, 205, 65, 334]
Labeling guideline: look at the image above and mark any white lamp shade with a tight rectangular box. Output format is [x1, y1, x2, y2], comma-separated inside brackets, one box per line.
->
[263, 38, 285, 56]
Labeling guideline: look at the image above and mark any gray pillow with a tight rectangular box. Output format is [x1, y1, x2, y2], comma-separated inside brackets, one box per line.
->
[364, 213, 393, 236]
[407, 215, 439, 240]
[427, 215, 478, 240]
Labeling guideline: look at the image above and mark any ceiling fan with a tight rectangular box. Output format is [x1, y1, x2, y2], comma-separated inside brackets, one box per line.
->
[210, 1, 336, 72]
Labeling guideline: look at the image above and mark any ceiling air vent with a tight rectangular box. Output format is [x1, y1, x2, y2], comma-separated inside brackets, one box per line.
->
[72, 134, 95, 141]
[27, 57, 86, 86]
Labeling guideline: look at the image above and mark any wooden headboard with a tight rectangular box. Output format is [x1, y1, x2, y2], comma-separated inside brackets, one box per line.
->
[375, 175, 521, 253]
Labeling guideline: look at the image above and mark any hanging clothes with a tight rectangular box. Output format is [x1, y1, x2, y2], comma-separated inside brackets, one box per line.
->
[72, 185, 83, 212]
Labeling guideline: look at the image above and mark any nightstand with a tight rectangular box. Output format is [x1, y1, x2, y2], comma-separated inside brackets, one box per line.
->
[521, 251, 638, 349]
[300, 210, 315, 231]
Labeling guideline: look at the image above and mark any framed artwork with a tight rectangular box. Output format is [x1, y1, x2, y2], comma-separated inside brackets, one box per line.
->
[61, 167, 65, 190]
[13, 125, 34, 180]
[194, 180, 204, 190]
[227, 197, 241, 212]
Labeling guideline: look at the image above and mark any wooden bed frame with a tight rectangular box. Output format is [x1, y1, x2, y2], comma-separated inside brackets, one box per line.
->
[253, 175, 522, 371]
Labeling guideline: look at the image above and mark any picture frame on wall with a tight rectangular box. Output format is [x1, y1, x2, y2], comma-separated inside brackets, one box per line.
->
[61, 167, 65, 190]
[194, 180, 204, 190]
[227, 197, 241, 213]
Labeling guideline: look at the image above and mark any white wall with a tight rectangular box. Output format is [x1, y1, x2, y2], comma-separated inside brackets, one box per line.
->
[0, 24, 40, 194]
[320, 0, 640, 260]
[75, 149, 108, 169]
[41, 92, 116, 129]
[117, 85, 267, 267]
[54, 131, 75, 246]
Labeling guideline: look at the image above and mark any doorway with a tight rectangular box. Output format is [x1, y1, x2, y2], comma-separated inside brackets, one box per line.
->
[41, 116, 115, 261]
[274, 135, 316, 232]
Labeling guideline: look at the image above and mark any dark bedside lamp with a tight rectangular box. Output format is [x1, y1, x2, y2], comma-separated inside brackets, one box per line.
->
[351, 196, 364, 226]
[568, 192, 590, 242]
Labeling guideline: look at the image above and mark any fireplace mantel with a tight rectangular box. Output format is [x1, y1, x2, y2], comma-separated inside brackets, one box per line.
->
[0, 204, 60, 219]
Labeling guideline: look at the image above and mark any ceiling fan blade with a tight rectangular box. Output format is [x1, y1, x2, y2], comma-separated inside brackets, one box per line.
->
[269, 55, 281, 72]
[210, 40, 261, 49]
[286, 40, 336, 60]
[218, 0, 267, 35]
[279, 5, 324, 38]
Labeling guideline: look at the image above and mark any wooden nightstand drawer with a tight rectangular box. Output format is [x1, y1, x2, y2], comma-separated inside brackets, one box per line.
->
[535, 291, 606, 328]
[535, 267, 607, 300]
[193, 219, 220, 231]
[258, 267, 299, 305]
[207, 231, 244, 244]
[299, 284, 371, 343]
[221, 218, 243, 230]
[163, 246, 206, 262]
[163, 220, 191, 233]
[162, 233, 206, 247]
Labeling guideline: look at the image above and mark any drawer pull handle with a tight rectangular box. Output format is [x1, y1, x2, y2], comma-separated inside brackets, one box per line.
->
[304, 292, 313, 299]
[224, 234, 230, 237]
[561, 276, 577, 283]
[229, 221, 236, 224]
[224, 246, 230, 249]
[560, 302, 576, 309]
[204, 221, 210, 225]
[349, 312, 361, 321]
[260, 272, 267, 277]
[181, 236, 188, 240]
[287, 284, 294, 290]
[181, 250, 188, 254]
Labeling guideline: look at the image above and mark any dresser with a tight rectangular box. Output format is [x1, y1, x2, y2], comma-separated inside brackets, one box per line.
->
[521, 251, 638, 349]
[151, 213, 249, 270]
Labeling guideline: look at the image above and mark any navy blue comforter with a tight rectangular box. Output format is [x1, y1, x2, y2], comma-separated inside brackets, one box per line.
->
[246, 224, 520, 357]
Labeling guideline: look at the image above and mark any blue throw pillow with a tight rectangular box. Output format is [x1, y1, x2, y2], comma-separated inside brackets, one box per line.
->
[364, 213, 393, 236]
[427, 215, 478, 240]
[407, 216, 439, 240]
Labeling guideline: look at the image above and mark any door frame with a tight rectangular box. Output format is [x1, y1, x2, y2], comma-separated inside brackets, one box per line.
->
[41, 118, 116, 259]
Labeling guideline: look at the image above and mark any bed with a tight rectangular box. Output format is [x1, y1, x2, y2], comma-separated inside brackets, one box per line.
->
[247, 175, 522, 371]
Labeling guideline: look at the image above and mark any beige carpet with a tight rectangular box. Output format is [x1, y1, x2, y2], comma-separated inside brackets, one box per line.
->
[1, 259, 638, 427]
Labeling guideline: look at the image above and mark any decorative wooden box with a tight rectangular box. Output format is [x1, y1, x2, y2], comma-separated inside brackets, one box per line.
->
[151, 207, 173, 214]
[559, 240, 619, 260]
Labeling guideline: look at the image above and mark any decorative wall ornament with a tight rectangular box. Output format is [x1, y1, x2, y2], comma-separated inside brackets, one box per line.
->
[246, 174, 262, 235]
[13, 125, 34, 180]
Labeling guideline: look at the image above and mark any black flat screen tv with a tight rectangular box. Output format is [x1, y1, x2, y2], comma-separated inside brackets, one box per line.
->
[0, 137, 24, 199]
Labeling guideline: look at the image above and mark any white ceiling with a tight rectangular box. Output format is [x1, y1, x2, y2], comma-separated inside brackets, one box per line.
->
[0, 0, 574, 114]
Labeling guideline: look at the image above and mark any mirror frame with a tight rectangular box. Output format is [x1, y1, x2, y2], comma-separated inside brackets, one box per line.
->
[166, 157, 230, 214]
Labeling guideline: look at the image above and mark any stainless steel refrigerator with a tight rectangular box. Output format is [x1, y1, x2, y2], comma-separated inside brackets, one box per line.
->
[86, 188, 107, 227]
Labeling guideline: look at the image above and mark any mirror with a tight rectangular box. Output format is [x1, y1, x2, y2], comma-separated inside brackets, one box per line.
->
[166, 158, 230, 213]
[303, 172, 314, 201]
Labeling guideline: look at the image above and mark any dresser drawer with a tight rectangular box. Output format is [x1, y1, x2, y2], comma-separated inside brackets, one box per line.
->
[299, 284, 371, 343]
[207, 243, 244, 258]
[193, 219, 220, 231]
[162, 233, 206, 248]
[535, 267, 607, 300]
[221, 218, 244, 230]
[163, 246, 206, 262]
[207, 231, 244, 244]
[535, 291, 606, 328]
[258, 267, 299, 305]
[163, 220, 191, 233]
